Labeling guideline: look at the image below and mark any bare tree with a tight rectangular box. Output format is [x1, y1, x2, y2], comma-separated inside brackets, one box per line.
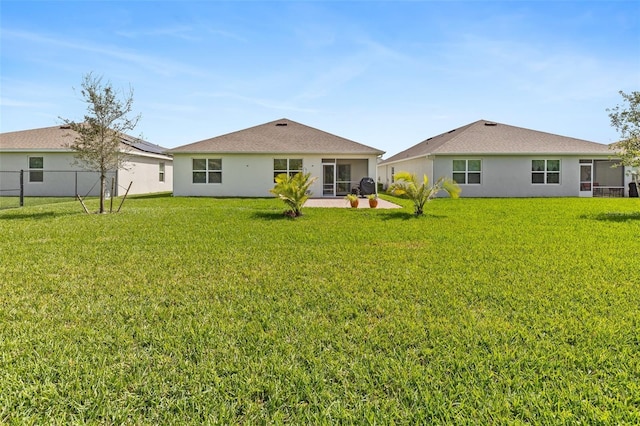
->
[61, 73, 140, 213]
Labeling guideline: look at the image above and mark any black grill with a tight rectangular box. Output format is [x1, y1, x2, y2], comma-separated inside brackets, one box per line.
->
[358, 177, 376, 196]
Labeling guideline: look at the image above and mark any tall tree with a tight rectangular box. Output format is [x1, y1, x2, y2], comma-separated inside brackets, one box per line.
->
[608, 90, 640, 187]
[61, 73, 140, 213]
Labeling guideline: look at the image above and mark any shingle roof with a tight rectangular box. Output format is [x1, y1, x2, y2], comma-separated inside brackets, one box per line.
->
[169, 118, 385, 155]
[380, 120, 614, 164]
[0, 125, 170, 156]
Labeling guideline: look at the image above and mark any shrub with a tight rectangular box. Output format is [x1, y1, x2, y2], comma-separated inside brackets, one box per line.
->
[270, 172, 317, 217]
[388, 171, 460, 215]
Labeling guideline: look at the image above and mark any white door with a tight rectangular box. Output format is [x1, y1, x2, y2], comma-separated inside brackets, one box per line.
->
[579, 163, 593, 197]
[323, 163, 335, 196]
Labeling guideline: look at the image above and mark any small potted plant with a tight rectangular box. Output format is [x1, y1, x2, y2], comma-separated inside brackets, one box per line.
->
[368, 194, 379, 208]
[345, 193, 359, 208]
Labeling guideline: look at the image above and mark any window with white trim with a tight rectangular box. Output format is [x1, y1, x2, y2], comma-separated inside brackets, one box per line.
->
[29, 156, 44, 183]
[159, 162, 165, 182]
[273, 158, 302, 180]
[531, 159, 560, 184]
[192, 158, 222, 184]
[453, 159, 481, 184]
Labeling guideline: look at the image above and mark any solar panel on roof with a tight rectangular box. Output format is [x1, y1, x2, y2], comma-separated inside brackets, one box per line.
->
[121, 137, 167, 154]
[133, 140, 167, 154]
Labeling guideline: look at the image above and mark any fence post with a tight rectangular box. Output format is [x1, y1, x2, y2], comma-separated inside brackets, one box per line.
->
[19, 170, 24, 207]
[110, 178, 115, 213]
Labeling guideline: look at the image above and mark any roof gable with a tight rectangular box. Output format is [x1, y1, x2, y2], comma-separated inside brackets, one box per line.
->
[381, 120, 613, 164]
[169, 118, 384, 155]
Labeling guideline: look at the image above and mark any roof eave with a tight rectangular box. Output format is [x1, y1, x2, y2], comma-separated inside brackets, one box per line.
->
[127, 151, 173, 160]
[433, 151, 617, 156]
[379, 153, 431, 165]
[0, 148, 75, 153]
[170, 150, 384, 156]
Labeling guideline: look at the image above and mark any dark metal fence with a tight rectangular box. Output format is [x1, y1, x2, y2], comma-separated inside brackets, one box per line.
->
[0, 170, 117, 210]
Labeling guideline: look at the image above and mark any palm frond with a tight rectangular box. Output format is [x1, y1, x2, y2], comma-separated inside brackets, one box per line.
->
[270, 172, 317, 217]
[387, 170, 461, 215]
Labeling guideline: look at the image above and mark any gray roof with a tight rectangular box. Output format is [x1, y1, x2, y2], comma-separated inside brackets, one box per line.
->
[0, 125, 170, 156]
[169, 118, 385, 155]
[381, 120, 614, 164]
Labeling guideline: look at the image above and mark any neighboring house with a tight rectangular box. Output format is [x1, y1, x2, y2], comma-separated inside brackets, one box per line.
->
[0, 125, 173, 197]
[378, 119, 631, 198]
[169, 118, 384, 197]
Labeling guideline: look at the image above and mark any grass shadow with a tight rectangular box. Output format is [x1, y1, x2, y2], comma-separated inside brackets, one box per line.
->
[581, 211, 640, 222]
[379, 210, 448, 221]
[128, 192, 173, 200]
[0, 211, 79, 220]
[251, 211, 294, 221]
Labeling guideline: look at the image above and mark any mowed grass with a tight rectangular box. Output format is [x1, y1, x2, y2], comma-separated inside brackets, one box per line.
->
[1, 194, 639, 424]
[0, 196, 77, 210]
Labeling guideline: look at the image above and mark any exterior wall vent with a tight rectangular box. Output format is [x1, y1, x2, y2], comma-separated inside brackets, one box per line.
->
[275, 123, 287, 126]
[484, 122, 497, 126]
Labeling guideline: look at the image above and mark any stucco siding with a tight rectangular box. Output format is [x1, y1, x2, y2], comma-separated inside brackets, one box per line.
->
[380, 154, 628, 197]
[433, 155, 610, 197]
[172, 153, 378, 197]
[377, 157, 432, 190]
[1, 151, 172, 197]
[0, 151, 74, 171]
[118, 155, 173, 195]
[0, 152, 105, 196]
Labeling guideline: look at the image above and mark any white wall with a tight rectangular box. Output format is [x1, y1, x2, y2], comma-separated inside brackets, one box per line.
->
[0, 151, 172, 197]
[0, 152, 96, 196]
[377, 156, 432, 190]
[379, 154, 629, 197]
[118, 154, 173, 195]
[172, 153, 379, 197]
[433, 155, 608, 197]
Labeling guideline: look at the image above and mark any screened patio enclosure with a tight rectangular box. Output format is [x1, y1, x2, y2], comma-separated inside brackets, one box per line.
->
[579, 159, 625, 197]
[321, 158, 371, 197]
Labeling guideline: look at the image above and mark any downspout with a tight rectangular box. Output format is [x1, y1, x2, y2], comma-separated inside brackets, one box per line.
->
[375, 155, 382, 193]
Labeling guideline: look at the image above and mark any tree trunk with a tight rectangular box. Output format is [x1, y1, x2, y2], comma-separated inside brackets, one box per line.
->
[99, 172, 106, 213]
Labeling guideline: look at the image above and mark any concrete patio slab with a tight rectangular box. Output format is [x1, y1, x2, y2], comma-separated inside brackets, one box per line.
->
[304, 198, 402, 209]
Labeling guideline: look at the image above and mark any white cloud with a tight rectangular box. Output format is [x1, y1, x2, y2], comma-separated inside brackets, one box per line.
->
[434, 33, 638, 103]
[0, 97, 54, 108]
[2, 29, 207, 78]
[116, 25, 201, 41]
[292, 35, 408, 102]
[196, 91, 319, 113]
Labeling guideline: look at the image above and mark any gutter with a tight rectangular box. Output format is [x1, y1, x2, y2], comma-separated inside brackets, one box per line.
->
[379, 153, 432, 166]
[168, 151, 385, 156]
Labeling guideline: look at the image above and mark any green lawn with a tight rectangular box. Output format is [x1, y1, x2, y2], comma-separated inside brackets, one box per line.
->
[0, 196, 77, 210]
[1, 195, 639, 424]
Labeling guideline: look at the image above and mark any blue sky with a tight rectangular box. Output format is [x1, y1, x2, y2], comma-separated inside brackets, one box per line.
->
[1, 1, 639, 156]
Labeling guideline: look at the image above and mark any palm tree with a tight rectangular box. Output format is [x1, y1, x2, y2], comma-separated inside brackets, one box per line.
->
[270, 172, 317, 217]
[388, 171, 461, 215]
